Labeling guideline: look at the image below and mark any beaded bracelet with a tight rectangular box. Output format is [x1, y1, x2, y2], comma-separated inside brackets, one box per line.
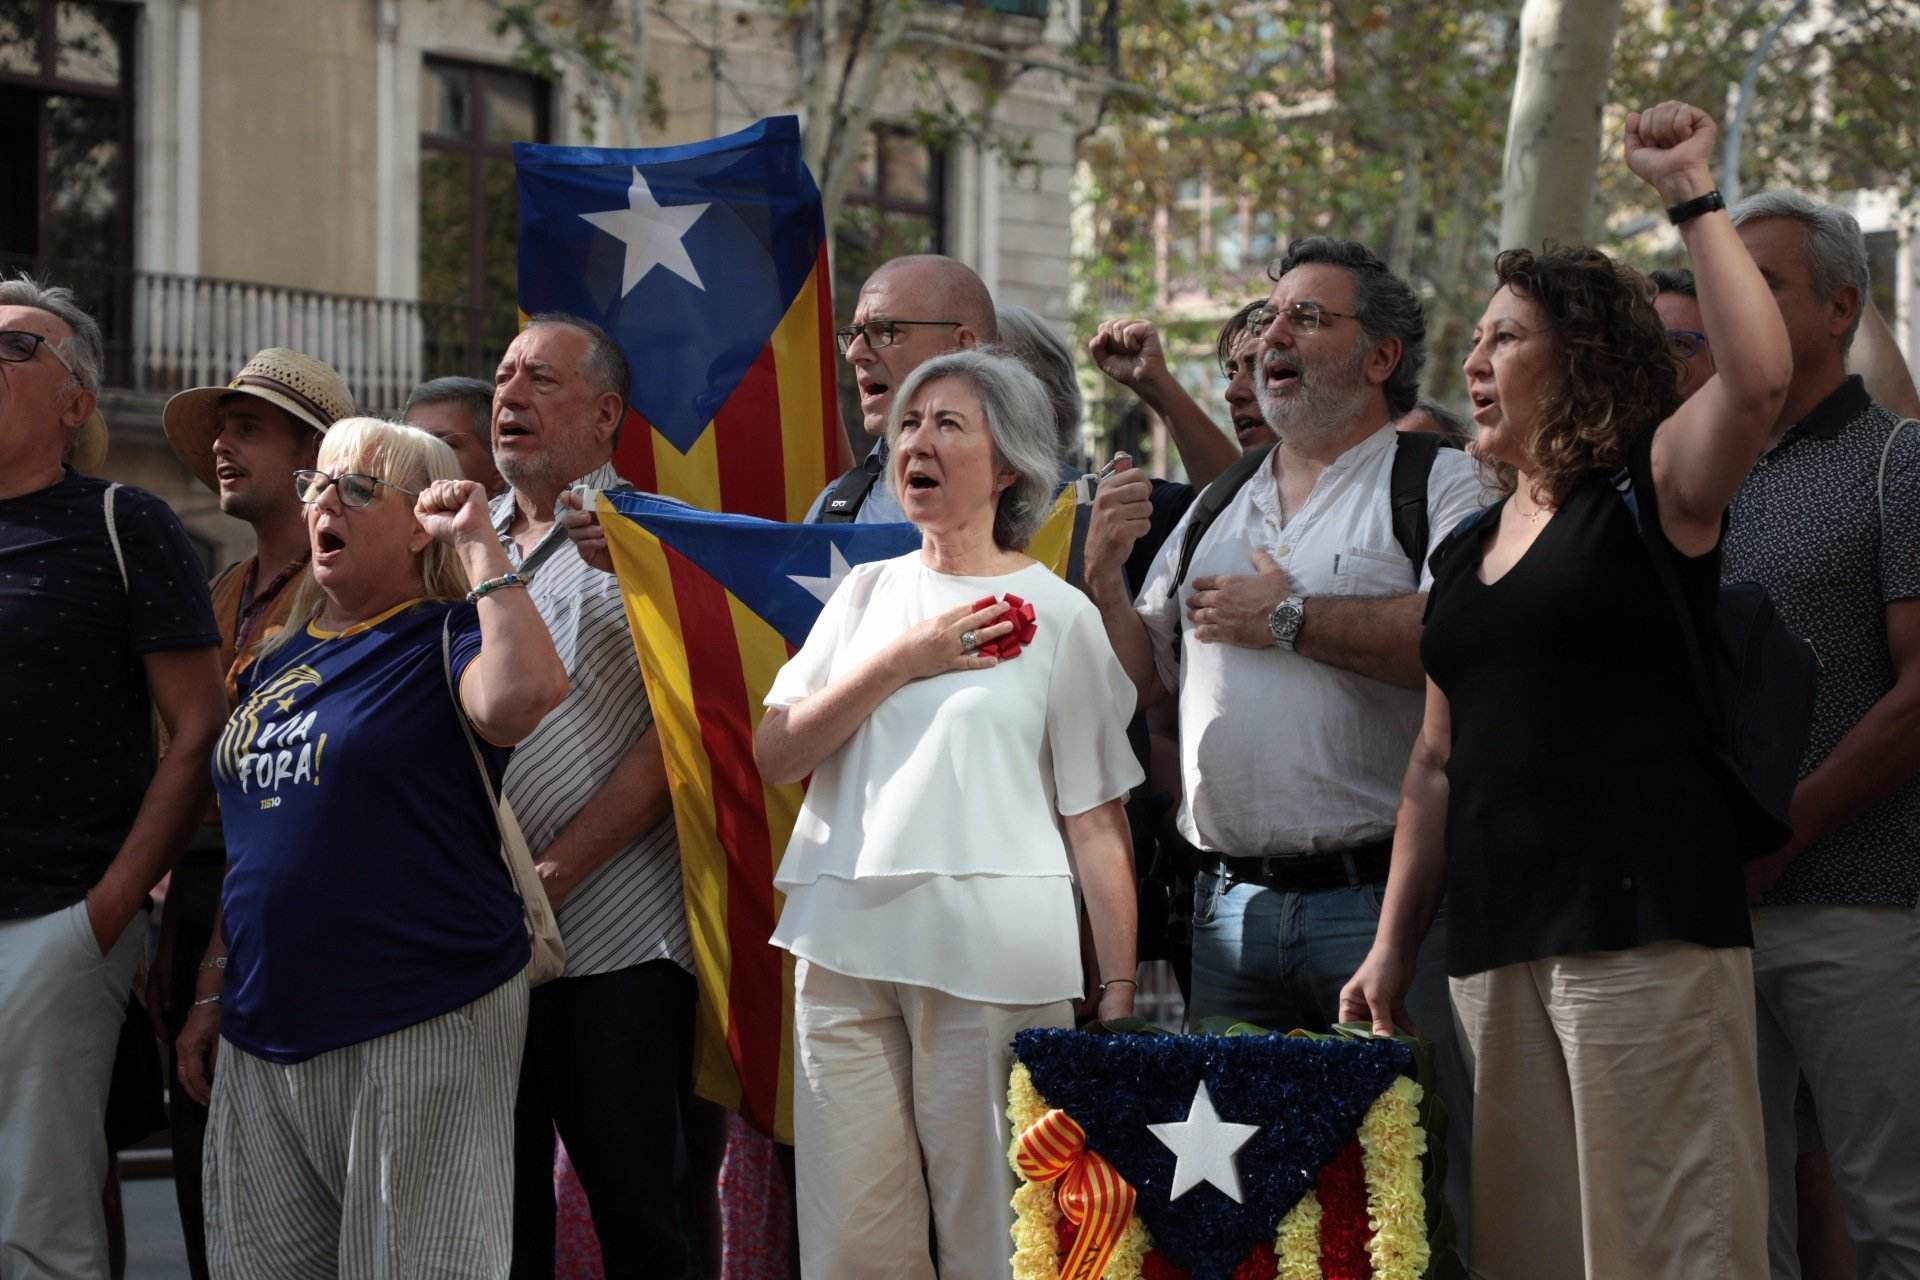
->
[192, 993, 222, 1007]
[197, 955, 227, 971]
[466, 572, 527, 603]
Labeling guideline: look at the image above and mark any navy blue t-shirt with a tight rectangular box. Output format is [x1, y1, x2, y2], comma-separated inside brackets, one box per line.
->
[0, 471, 220, 919]
[213, 599, 529, 1062]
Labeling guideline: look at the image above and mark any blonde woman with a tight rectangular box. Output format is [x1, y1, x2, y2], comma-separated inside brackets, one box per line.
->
[176, 418, 567, 1278]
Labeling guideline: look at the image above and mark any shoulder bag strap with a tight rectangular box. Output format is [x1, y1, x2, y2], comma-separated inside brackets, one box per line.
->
[442, 615, 510, 821]
[103, 482, 128, 591]
[1881, 419, 1917, 526]
[1611, 465, 1719, 733]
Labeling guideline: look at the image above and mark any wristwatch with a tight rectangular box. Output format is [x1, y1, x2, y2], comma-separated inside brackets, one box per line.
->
[1267, 595, 1306, 651]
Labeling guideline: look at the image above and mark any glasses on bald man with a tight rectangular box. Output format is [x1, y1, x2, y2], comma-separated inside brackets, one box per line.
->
[834, 319, 964, 354]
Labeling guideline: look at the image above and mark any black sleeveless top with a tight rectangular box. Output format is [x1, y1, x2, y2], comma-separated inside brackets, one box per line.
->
[1421, 434, 1751, 977]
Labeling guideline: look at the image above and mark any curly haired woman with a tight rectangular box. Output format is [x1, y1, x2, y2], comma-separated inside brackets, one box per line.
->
[1340, 102, 1792, 1279]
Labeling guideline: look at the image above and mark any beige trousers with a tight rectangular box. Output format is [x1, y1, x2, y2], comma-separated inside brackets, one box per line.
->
[1752, 902, 1920, 1280]
[790, 959, 1073, 1280]
[1451, 942, 1767, 1280]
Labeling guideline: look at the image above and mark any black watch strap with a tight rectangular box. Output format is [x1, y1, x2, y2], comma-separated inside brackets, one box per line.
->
[1667, 189, 1726, 225]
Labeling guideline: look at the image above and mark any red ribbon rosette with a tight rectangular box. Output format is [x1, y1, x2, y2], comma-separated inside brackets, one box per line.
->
[970, 593, 1038, 660]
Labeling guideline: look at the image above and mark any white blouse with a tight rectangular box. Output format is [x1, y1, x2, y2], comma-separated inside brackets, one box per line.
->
[766, 554, 1142, 1004]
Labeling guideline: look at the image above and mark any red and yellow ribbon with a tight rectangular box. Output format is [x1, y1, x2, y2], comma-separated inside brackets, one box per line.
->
[1014, 1109, 1138, 1280]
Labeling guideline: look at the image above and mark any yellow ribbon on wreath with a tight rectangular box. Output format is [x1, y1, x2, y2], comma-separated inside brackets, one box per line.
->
[1013, 1108, 1138, 1280]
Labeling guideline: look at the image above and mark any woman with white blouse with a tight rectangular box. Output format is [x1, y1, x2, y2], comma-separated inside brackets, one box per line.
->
[755, 349, 1142, 1280]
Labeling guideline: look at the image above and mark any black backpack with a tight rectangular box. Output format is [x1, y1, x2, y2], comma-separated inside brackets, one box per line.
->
[1169, 430, 1457, 597]
[1612, 467, 1816, 858]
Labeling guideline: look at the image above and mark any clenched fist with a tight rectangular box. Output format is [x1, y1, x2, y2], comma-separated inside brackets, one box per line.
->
[1625, 101, 1718, 206]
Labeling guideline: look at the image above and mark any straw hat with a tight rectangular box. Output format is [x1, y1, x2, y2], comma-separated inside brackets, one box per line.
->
[163, 349, 356, 491]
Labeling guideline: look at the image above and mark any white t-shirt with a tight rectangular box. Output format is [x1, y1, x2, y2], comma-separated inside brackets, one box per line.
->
[1136, 425, 1489, 855]
[766, 554, 1142, 1004]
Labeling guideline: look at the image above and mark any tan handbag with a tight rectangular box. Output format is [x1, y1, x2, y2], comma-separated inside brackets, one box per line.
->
[441, 616, 567, 985]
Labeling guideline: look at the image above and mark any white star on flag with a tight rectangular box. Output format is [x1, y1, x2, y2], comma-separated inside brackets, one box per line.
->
[787, 541, 854, 604]
[580, 167, 711, 295]
[1148, 1080, 1260, 1203]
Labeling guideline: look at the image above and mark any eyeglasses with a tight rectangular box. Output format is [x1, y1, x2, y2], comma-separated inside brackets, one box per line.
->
[292, 469, 419, 508]
[0, 329, 82, 379]
[1667, 329, 1710, 360]
[834, 319, 963, 354]
[1245, 301, 1357, 335]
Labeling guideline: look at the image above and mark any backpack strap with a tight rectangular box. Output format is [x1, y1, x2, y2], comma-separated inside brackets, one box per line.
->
[1388, 431, 1451, 575]
[1881, 418, 1916, 526]
[102, 482, 128, 591]
[1170, 444, 1274, 594]
[818, 453, 883, 523]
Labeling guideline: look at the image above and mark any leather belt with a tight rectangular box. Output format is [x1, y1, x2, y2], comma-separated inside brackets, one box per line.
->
[1207, 839, 1394, 893]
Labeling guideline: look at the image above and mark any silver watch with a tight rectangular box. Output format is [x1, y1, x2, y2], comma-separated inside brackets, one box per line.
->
[1267, 595, 1306, 651]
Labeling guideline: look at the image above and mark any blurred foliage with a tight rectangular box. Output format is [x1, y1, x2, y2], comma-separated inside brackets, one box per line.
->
[1075, 0, 1920, 404]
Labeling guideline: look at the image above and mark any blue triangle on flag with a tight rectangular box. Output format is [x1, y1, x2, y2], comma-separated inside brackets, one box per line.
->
[516, 116, 825, 454]
[1014, 1028, 1412, 1280]
[605, 492, 918, 647]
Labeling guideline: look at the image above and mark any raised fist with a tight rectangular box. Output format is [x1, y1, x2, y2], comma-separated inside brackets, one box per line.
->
[1088, 320, 1171, 393]
[1625, 101, 1718, 204]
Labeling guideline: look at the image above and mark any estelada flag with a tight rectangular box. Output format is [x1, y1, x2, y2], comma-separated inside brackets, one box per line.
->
[596, 488, 1081, 1141]
[514, 116, 848, 521]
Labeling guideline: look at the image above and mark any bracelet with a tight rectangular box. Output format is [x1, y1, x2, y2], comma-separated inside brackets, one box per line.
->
[1666, 189, 1726, 225]
[466, 572, 526, 603]
[192, 993, 222, 1007]
[1097, 978, 1137, 996]
[198, 956, 227, 970]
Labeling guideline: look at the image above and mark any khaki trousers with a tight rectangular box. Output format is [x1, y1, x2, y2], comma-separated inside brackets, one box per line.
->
[790, 959, 1072, 1280]
[1451, 942, 1766, 1280]
[1752, 902, 1920, 1280]
[0, 901, 144, 1280]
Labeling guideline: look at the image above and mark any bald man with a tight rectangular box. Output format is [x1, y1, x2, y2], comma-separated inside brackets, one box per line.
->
[806, 254, 998, 524]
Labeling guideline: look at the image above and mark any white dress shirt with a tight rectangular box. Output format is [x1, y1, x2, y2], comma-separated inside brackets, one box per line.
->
[1135, 425, 1488, 856]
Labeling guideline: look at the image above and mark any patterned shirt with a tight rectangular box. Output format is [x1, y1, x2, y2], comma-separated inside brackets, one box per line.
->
[1724, 376, 1920, 906]
[489, 463, 691, 976]
[0, 472, 219, 917]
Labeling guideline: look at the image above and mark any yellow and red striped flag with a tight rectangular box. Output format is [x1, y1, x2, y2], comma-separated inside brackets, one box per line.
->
[597, 489, 1079, 1141]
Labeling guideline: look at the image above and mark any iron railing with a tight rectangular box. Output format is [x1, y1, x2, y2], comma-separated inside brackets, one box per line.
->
[2, 255, 509, 413]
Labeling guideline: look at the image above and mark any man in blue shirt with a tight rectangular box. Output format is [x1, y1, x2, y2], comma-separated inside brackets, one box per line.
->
[0, 275, 226, 1278]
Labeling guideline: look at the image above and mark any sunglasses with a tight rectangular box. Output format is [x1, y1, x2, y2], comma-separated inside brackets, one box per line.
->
[292, 469, 419, 508]
[0, 329, 83, 379]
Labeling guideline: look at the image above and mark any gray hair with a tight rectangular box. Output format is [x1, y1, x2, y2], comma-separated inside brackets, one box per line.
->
[1270, 237, 1426, 416]
[1729, 190, 1871, 351]
[0, 272, 104, 393]
[991, 304, 1083, 459]
[403, 375, 494, 431]
[525, 311, 631, 413]
[886, 349, 1061, 551]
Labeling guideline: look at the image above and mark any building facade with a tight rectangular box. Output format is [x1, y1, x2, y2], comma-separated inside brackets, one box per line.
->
[2, 0, 1091, 564]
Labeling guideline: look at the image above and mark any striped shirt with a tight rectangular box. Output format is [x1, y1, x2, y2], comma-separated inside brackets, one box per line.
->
[489, 464, 690, 976]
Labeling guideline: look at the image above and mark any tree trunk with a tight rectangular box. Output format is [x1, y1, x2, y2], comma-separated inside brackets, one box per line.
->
[1497, 0, 1624, 251]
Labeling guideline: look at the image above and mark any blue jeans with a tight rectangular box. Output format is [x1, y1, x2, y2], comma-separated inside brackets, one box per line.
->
[1188, 869, 1472, 1258]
